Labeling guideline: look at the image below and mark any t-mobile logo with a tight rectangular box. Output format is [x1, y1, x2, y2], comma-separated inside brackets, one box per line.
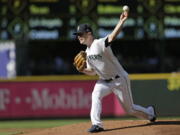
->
[0, 89, 10, 111]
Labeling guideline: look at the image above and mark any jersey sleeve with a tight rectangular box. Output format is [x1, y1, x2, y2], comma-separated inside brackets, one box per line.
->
[104, 36, 112, 47]
[97, 35, 112, 52]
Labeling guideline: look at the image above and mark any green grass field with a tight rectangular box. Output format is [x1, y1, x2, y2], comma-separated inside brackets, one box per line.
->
[0, 119, 89, 135]
[0, 117, 179, 135]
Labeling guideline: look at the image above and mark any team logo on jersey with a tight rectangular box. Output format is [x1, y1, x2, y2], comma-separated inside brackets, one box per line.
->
[88, 54, 102, 60]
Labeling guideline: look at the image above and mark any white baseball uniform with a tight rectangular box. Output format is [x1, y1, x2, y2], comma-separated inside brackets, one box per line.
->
[86, 36, 155, 127]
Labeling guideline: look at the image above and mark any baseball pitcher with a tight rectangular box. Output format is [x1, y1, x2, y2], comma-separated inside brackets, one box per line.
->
[73, 11, 156, 133]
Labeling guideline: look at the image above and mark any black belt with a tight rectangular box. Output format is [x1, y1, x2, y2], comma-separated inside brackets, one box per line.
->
[104, 75, 120, 83]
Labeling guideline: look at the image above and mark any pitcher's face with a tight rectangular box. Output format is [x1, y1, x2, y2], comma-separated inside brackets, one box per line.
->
[77, 32, 92, 45]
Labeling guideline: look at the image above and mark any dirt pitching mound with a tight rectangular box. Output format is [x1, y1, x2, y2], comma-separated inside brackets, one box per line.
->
[22, 120, 180, 135]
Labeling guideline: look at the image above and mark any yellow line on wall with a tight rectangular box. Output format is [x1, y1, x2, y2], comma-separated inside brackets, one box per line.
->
[130, 73, 174, 80]
[0, 75, 97, 82]
[0, 73, 180, 82]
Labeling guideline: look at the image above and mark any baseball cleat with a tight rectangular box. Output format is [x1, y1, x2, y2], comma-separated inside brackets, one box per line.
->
[150, 116, 156, 122]
[88, 125, 104, 133]
[148, 106, 156, 122]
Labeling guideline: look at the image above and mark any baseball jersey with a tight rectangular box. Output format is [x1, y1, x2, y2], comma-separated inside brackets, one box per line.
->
[86, 36, 127, 80]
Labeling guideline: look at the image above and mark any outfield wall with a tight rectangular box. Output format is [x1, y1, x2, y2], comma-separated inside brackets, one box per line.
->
[0, 73, 180, 118]
[0, 78, 125, 119]
[131, 73, 180, 116]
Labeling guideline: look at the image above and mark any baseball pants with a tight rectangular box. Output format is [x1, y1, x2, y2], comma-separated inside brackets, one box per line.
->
[90, 73, 154, 127]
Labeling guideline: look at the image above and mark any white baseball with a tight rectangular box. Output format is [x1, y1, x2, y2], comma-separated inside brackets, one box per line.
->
[123, 5, 129, 12]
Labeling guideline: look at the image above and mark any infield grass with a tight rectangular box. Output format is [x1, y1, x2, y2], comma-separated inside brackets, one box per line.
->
[0, 119, 89, 135]
[0, 119, 89, 128]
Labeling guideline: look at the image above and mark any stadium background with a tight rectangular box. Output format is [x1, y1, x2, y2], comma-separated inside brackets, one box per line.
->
[0, 0, 180, 135]
[0, 0, 180, 76]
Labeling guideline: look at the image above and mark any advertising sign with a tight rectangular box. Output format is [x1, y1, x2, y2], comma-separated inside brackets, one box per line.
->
[0, 80, 125, 118]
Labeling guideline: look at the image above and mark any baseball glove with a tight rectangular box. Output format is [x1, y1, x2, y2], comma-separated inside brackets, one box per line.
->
[73, 51, 87, 72]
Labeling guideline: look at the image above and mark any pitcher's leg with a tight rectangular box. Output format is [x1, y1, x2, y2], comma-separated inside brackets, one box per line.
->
[114, 75, 154, 120]
[90, 81, 112, 127]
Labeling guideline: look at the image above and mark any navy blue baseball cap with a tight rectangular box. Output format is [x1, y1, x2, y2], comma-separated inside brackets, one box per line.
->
[73, 24, 93, 35]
